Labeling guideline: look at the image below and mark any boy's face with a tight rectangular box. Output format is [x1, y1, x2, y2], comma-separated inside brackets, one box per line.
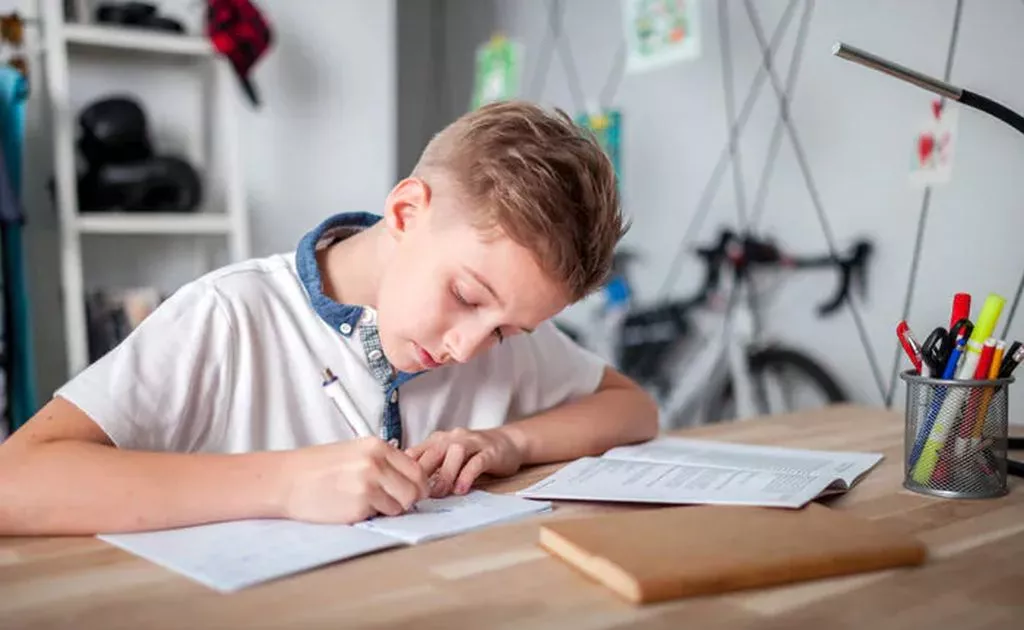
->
[375, 178, 569, 373]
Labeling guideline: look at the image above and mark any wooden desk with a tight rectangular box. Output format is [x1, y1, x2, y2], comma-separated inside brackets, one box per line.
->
[2, 405, 1023, 629]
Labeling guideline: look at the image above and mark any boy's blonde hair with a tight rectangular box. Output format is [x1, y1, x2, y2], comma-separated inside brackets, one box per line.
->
[412, 100, 628, 302]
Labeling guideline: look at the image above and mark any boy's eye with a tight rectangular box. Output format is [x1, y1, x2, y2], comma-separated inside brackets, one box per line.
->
[452, 285, 475, 307]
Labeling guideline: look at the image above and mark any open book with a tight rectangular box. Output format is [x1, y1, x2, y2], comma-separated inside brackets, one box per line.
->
[516, 437, 883, 509]
[98, 491, 550, 593]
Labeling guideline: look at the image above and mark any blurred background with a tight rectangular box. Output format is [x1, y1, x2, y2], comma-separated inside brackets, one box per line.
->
[1, 0, 1022, 437]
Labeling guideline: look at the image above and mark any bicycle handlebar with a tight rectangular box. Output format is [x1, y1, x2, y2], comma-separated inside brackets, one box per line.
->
[696, 229, 873, 315]
[614, 229, 873, 316]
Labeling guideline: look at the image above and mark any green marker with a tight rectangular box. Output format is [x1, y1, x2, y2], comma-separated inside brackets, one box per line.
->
[959, 293, 1006, 372]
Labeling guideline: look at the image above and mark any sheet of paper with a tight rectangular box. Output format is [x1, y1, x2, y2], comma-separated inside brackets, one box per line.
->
[99, 519, 401, 593]
[516, 457, 838, 508]
[604, 437, 884, 486]
[354, 490, 552, 544]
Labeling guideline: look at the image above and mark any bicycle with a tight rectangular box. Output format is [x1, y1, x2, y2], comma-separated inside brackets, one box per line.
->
[558, 228, 874, 428]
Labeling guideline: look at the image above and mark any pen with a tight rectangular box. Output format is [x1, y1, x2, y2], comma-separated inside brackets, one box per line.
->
[322, 367, 375, 438]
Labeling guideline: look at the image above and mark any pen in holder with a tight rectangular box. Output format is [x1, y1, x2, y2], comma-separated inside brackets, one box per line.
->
[900, 370, 1013, 499]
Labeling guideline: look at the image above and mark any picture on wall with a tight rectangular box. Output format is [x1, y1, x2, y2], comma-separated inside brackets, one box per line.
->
[471, 34, 524, 110]
[622, 0, 702, 74]
[576, 109, 622, 186]
[909, 98, 958, 187]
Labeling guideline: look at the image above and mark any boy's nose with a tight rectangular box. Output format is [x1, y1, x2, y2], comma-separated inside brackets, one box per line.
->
[444, 324, 494, 364]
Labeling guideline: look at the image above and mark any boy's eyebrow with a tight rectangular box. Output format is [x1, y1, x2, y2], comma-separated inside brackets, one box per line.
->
[465, 265, 503, 307]
[463, 265, 534, 334]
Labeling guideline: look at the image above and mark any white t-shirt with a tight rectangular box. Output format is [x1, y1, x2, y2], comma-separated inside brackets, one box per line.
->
[55, 253, 607, 453]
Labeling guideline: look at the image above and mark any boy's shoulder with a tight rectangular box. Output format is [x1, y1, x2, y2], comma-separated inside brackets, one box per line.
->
[188, 252, 304, 300]
[167, 252, 312, 325]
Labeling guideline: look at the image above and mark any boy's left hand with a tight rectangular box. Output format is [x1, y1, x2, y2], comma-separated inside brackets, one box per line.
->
[406, 428, 524, 497]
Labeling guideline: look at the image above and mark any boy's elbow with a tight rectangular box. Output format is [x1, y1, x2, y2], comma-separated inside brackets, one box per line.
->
[599, 367, 660, 441]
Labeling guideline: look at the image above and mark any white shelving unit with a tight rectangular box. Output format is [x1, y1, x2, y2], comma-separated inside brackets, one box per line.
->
[41, 0, 251, 376]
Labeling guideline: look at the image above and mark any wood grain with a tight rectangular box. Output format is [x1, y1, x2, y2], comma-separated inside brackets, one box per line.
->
[2, 404, 1022, 629]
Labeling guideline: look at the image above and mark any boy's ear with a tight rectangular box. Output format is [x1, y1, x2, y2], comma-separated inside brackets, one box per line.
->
[383, 177, 432, 239]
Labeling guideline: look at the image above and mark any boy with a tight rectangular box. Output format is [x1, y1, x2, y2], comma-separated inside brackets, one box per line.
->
[0, 101, 659, 535]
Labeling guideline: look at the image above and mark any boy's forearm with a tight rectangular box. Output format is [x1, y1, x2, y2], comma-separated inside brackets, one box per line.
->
[498, 374, 659, 465]
[0, 442, 288, 536]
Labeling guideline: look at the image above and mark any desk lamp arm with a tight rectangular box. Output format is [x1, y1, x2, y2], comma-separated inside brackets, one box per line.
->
[832, 42, 1024, 137]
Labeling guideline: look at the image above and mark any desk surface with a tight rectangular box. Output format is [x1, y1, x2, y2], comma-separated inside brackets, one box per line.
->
[2, 405, 1023, 629]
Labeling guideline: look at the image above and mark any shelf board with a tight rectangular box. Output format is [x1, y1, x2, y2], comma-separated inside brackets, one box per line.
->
[63, 23, 213, 57]
[74, 213, 232, 235]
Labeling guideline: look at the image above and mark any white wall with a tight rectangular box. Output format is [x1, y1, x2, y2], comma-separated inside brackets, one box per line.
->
[12, 0, 397, 399]
[239, 0, 397, 256]
[435, 0, 1024, 419]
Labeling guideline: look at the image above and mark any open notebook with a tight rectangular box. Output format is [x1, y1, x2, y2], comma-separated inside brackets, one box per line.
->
[517, 437, 883, 509]
[98, 491, 550, 592]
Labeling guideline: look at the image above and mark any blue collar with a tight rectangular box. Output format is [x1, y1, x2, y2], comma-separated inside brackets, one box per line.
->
[296, 211, 383, 336]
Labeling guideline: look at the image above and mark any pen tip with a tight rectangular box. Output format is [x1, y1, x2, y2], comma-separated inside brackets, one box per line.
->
[323, 367, 335, 381]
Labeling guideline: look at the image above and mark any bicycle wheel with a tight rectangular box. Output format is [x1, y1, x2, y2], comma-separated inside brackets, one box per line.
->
[704, 346, 847, 423]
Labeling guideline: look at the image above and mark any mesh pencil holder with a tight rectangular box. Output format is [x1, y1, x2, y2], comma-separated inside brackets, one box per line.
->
[900, 370, 1014, 499]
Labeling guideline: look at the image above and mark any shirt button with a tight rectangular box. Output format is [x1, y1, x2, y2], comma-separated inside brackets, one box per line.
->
[339, 323, 353, 335]
[368, 349, 383, 361]
[390, 390, 398, 403]
[361, 309, 377, 325]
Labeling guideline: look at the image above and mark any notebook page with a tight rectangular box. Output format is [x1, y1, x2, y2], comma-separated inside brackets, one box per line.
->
[99, 519, 402, 593]
[354, 490, 552, 544]
[515, 457, 837, 508]
[604, 437, 884, 486]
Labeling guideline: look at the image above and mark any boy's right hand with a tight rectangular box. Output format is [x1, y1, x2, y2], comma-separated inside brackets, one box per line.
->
[282, 437, 429, 524]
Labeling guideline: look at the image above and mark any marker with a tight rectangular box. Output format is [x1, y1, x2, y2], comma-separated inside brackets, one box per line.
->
[896, 320, 924, 374]
[322, 367, 375, 438]
[1000, 341, 1023, 378]
[956, 294, 1005, 379]
[951, 292, 971, 330]
[912, 294, 1005, 484]
[953, 338, 996, 458]
[970, 340, 1006, 441]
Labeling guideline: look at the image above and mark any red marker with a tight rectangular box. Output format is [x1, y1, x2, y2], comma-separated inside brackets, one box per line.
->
[896, 320, 923, 374]
[951, 292, 971, 329]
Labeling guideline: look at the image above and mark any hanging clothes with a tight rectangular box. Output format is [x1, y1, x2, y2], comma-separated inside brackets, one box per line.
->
[0, 65, 37, 432]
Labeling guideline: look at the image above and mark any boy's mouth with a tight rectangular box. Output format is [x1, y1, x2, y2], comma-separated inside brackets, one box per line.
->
[414, 343, 442, 369]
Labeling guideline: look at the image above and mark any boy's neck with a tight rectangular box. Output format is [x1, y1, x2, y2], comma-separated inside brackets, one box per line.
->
[317, 222, 389, 308]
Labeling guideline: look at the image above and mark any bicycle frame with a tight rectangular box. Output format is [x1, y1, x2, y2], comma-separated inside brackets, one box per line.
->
[658, 274, 762, 428]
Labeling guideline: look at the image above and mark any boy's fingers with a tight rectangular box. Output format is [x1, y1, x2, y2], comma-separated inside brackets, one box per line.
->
[417, 446, 447, 479]
[454, 452, 488, 495]
[367, 482, 405, 517]
[405, 444, 425, 459]
[433, 444, 468, 497]
[376, 464, 423, 512]
[385, 449, 430, 499]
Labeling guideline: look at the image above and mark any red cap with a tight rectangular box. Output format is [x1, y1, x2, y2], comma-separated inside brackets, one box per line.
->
[951, 293, 971, 328]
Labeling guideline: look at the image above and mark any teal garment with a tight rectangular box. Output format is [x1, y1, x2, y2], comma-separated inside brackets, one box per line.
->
[0, 66, 38, 430]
